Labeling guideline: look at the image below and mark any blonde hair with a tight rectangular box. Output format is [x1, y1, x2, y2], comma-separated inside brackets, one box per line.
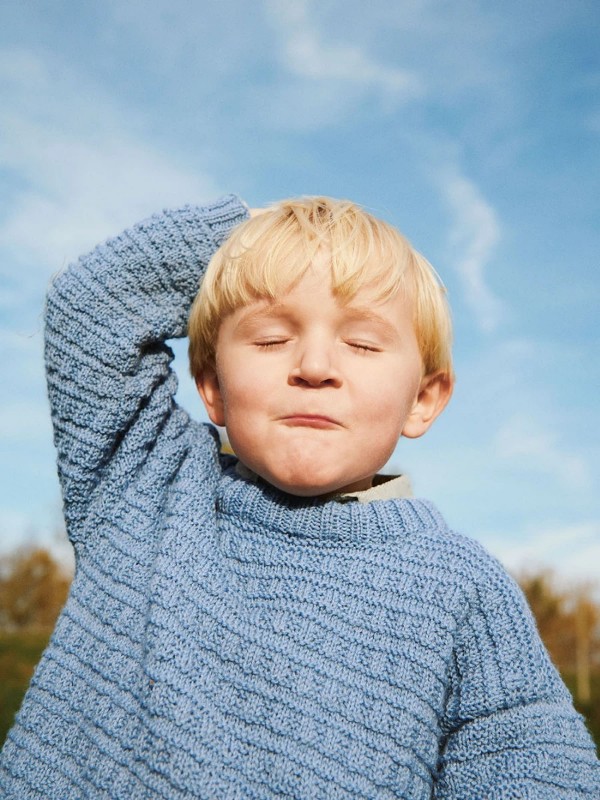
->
[188, 196, 453, 379]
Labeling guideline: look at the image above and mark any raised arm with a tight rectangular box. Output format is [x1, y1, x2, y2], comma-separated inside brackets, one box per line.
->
[44, 195, 249, 541]
[436, 562, 599, 798]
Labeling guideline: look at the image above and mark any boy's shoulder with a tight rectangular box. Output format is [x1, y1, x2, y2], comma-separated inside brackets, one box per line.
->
[343, 477, 514, 601]
[429, 502, 543, 638]
[413, 501, 508, 578]
[381, 495, 526, 613]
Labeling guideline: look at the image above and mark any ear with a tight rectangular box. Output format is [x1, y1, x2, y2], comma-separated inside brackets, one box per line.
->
[195, 368, 226, 427]
[402, 371, 454, 439]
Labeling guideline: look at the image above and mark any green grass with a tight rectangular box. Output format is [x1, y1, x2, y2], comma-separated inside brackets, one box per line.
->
[0, 630, 52, 747]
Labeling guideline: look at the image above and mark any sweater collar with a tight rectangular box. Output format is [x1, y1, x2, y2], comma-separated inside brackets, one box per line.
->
[218, 462, 445, 547]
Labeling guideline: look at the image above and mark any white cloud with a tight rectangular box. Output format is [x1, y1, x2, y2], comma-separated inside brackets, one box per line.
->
[495, 413, 591, 492]
[0, 46, 221, 561]
[483, 520, 600, 588]
[271, 0, 421, 95]
[262, 0, 422, 127]
[0, 47, 218, 272]
[438, 166, 503, 332]
[1, 122, 217, 269]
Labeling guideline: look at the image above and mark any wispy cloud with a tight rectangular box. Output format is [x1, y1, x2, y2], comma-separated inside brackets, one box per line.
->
[0, 46, 221, 543]
[483, 520, 600, 588]
[0, 48, 218, 272]
[438, 166, 503, 332]
[269, 0, 421, 97]
[262, 0, 422, 127]
[495, 412, 591, 491]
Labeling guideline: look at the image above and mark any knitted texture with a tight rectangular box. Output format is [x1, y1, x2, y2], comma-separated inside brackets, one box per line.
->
[1, 196, 598, 799]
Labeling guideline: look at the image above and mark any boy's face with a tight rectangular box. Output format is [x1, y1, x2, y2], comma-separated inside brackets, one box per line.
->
[197, 251, 450, 497]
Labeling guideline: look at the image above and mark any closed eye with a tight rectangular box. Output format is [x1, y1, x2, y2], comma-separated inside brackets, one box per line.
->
[346, 341, 381, 353]
[255, 339, 290, 350]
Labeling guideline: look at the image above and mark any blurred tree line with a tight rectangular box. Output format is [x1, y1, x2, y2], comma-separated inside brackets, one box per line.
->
[0, 545, 599, 751]
[517, 569, 600, 747]
[0, 547, 71, 631]
[0, 546, 73, 748]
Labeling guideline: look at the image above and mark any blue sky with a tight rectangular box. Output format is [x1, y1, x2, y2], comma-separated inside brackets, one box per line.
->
[1, 0, 599, 583]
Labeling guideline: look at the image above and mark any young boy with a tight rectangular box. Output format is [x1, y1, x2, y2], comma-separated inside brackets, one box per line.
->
[0, 195, 597, 799]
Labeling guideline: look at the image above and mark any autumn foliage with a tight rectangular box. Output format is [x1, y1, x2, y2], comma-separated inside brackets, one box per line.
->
[518, 571, 599, 698]
[0, 547, 71, 631]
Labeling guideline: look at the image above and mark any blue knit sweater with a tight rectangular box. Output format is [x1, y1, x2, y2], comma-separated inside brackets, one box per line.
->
[1, 196, 598, 799]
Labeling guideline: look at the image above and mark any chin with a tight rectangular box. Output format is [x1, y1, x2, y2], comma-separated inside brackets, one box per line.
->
[266, 468, 359, 498]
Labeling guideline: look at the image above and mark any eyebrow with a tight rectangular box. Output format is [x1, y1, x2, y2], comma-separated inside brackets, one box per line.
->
[339, 306, 401, 340]
[234, 302, 401, 341]
[234, 304, 292, 331]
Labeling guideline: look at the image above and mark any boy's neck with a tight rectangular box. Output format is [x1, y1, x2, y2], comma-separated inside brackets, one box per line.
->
[234, 461, 413, 504]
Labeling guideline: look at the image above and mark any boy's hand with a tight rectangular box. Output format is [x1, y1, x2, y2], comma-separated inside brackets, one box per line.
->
[248, 207, 267, 218]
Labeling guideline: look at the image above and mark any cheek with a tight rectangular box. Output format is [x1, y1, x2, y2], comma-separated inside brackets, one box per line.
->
[217, 365, 272, 433]
[216, 352, 255, 411]
[221, 380, 255, 421]
[357, 366, 419, 427]
[358, 368, 399, 407]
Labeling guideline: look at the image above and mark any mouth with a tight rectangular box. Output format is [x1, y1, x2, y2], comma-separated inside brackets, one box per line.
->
[279, 414, 342, 429]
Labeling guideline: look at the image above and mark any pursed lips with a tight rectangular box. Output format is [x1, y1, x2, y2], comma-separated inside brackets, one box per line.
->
[279, 414, 342, 429]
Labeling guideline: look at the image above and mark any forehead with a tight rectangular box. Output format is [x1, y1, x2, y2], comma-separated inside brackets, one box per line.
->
[227, 272, 415, 336]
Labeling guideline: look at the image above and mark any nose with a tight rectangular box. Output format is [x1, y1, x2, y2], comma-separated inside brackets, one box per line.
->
[288, 339, 342, 388]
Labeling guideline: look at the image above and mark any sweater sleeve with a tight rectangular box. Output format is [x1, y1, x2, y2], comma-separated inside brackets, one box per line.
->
[435, 559, 599, 799]
[44, 195, 249, 541]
